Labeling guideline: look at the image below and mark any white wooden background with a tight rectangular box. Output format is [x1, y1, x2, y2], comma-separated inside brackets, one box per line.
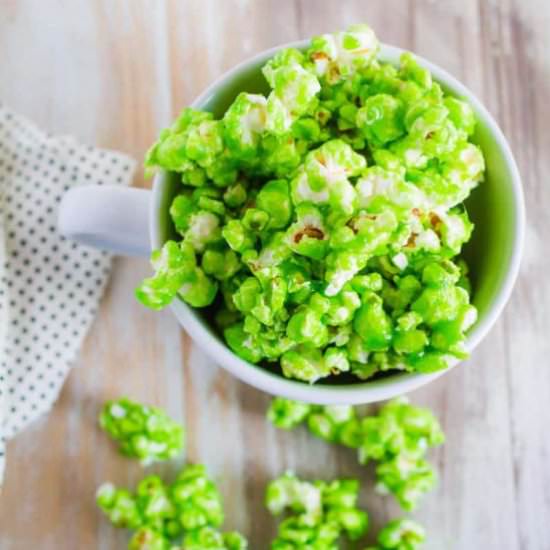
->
[0, 1, 548, 549]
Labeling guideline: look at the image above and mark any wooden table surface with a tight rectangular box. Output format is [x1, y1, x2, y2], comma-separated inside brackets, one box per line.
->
[0, 1, 548, 549]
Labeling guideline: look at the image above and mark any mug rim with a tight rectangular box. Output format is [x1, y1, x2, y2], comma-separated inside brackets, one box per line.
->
[151, 41, 525, 404]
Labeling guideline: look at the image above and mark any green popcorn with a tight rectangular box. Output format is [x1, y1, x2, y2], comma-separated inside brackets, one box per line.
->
[178, 267, 218, 308]
[396, 311, 423, 331]
[399, 52, 432, 90]
[290, 167, 330, 206]
[223, 92, 267, 161]
[335, 207, 398, 251]
[182, 527, 248, 550]
[145, 128, 188, 173]
[256, 179, 293, 229]
[438, 208, 474, 254]
[307, 411, 339, 442]
[224, 322, 263, 363]
[324, 347, 350, 374]
[129, 527, 171, 550]
[368, 518, 426, 550]
[145, 108, 238, 189]
[198, 195, 226, 216]
[338, 103, 359, 129]
[135, 476, 176, 530]
[323, 488, 368, 541]
[308, 24, 380, 83]
[138, 21, 484, 385]
[170, 194, 196, 234]
[242, 207, 270, 232]
[267, 473, 368, 549]
[136, 241, 196, 310]
[393, 328, 428, 355]
[220, 274, 247, 311]
[324, 249, 369, 297]
[430, 304, 477, 353]
[223, 182, 248, 208]
[353, 292, 393, 352]
[291, 140, 365, 216]
[286, 204, 328, 260]
[303, 139, 366, 189]
[403, 87, 446, 132]
[241, 232, 291, 283]
[421, 260, 460, 287]
[358, 398, 444, 510]
[271, 516, 340, 549]
[327, 506, 368, 541]
[267, 397, 312, 430]
[361, 61, 401, 98]
[259, 133, 305, 178]
[346, 332, 370, 365]
[171, 464, 224, 531]
[145, 108, 210, 172]
[268, 397, 444, 511]
[222, 220, 255, 252]
[357, 94, 405, 146]
[323, 288, 361, 326]
[266, 472, 323, 524]
[263, 47, 306, 81]
[262, 48, 320, 135]
[99, 398, 184, 464]
[202, 247, 241, 280]
[444, 96, 476, 136]
[184, 210, 222, 252]
[407, 351, 453, 373]
[280, 257, 314, 304]
[233, 274, 286, 327]
[376, 456, 437, 511]
[96, 483, 142, 529]
[441, 141, 485, 187]
[265, 64, 321, 135]
[355, 166, 424, 216]
[404, 168, 457, 211]
[411, 281, 469, 326]
[223, 531, 249, 550]
[293, 117, 323, 141]
[322, 404, 356, 426]
[256, 325, 295, 361]
[307, 405, 355, 443]
[371, 148, 404, 172]
[287, 306, 329, 347]
[185, 119, 225, 167]
[381, 275, 422, 315]
[338, 416, 364, 448]
[232, 277, 262, 313]
[281, 345, 330, 383]
[309, 292, 333, 316]
[205, 150, 240, 188]
[350, 273, 383, 294]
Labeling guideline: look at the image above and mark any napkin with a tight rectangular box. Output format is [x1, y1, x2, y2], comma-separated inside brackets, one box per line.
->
[0, 104, 136, 483]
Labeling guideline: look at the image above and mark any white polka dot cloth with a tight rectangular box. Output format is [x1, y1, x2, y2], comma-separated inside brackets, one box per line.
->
[0, 104, 136, 483]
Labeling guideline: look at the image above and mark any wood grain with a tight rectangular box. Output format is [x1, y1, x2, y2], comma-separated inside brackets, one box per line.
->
[0, 1, 548, 548]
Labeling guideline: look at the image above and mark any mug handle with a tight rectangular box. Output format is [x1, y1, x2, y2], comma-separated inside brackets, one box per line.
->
[58, 185, 151, 257]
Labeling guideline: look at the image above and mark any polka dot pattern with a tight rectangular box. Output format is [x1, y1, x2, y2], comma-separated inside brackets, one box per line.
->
[0, 104, 136, 481]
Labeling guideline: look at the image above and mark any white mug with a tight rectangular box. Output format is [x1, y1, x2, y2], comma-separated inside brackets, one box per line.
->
[58, 42, 525, 404]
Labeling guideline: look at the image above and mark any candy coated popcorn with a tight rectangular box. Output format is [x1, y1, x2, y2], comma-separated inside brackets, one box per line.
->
[268, 397, 444, 511]
[266, 472, 368, 548]
[99, 397, 185, 464]
[138, 22, 484, 384]
[96, 461, 248, 549]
